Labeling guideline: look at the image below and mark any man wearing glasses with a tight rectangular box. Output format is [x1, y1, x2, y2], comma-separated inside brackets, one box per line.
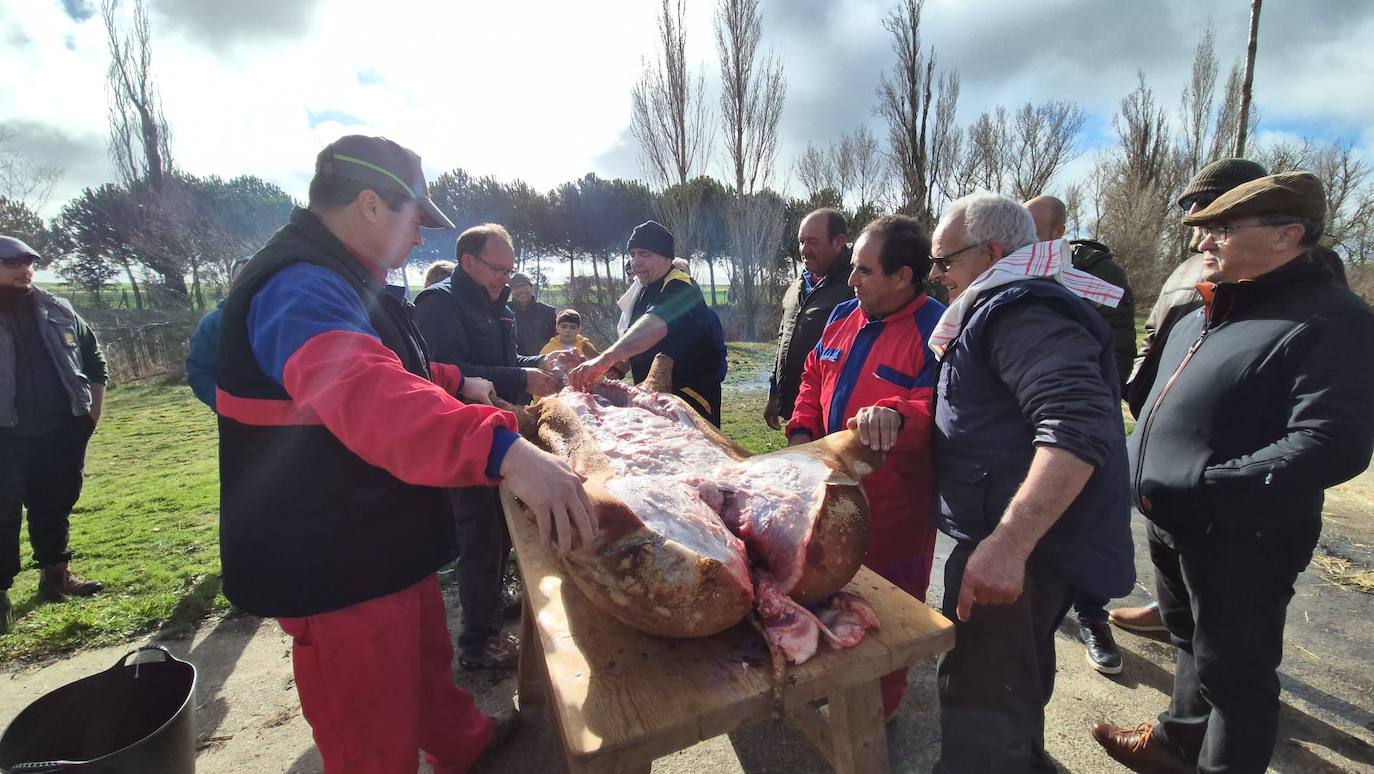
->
[414, 223, 571, 670]
[1094, 173, 1374, 772]
[0, 236, 107, 633]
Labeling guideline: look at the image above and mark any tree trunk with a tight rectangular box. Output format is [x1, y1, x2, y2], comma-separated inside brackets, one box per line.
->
[124, 263, 144, 311]
[190, 257, 203, 310]
[1234, 0, 1262, 157]
[707, 259, 717, 308]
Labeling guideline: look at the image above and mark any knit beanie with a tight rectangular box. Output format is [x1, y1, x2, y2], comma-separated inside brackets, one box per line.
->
[627, 220, 674, 259]
[1177, 158, 1269, 207]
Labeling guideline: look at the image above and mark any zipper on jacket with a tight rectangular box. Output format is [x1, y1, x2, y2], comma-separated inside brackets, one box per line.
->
[1133, 316, 1213, 512]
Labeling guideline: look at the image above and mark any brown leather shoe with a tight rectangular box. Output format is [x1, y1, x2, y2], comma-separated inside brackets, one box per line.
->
[1091, 721, 1192, 774]
[38, 562, 103, 600]
[1109, 603, 1167, 633]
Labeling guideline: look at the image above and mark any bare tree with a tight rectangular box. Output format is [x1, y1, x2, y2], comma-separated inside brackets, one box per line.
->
[631, 0, 713, 259]
[1234, 0, 1263, 156]
[103, 0, 172, 192]
[794, 142, 833, 200]
[715, 0, 787, 340]
[851, 125, 892, 210]
[876, 0, 939, 224]
[1008, 100, 1087, 200]
[0, 124, 63, 214]
[925, 70, 960, 216]
[966, 106, 1011, 193]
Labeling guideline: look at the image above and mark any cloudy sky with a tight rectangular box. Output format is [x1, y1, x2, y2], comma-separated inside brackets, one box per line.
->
[4, 0, 1373, 220]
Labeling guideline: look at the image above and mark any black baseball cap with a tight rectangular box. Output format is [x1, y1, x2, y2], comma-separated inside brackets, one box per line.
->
[314, 135, 455, 229]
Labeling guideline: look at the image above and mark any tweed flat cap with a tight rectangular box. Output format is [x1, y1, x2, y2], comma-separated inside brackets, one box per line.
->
[1181, 172, 1326, 226]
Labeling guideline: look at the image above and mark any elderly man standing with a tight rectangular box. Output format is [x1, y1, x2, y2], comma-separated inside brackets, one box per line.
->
[414, 224, 568, 670]
[0, 235, 107, 633]
[787, 214, 943, 720]
[1024, 194, 1137, 676]
[927, 193, 1134, 772]
[765, 208, 855, 430]
[568, 220, 723, 423]
[508, 272, 556, 357]
[216, 135, 594, 772]
[1094, 173, 1374, 773]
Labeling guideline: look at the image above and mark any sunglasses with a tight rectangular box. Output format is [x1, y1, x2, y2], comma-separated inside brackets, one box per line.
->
[931, 242, 984, 272]
[1179, 191, 1219, 212]
[1, 257, 37, 269]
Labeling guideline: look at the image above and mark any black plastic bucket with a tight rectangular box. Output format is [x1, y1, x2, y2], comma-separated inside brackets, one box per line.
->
[0, 645, 197, 773]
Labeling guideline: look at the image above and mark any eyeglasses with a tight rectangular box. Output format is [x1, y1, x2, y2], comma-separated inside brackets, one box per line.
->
[1197, 221, 1297, 245]
[1179, 192, 1219, 212]
[931, 242, 985, 272]
[473, 254, 515, 279]
[0, 257, 36, 269]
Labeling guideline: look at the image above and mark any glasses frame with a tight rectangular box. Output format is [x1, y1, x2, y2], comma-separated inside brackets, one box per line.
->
[1197, 221, 1298, 246]
[932, 242, 985, 272]
[1179, 191, 1220, 212]
[473, 254, 515, 279]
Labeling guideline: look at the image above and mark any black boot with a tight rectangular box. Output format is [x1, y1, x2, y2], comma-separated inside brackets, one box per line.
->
[1079, 620, 1122, 675]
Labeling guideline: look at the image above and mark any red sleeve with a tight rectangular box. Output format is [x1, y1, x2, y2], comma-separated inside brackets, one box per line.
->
[875, 386, 934, 454]
[282, 330, 518, 488]
[430, 361, 464, 395]
[786, 348, 826, 440]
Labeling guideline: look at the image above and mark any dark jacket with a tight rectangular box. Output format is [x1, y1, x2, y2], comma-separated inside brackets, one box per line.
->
[216, 208, 458, 617]
[1129, 255, 1374, 537]
[627, 268, 723, 421]
[413, 270, 542, 404]
[934, 279, 1135, 599]
[1071, 240, 1136, 394]
[771, 257, 855, 418]
[0, 287, 107, 431]
[511, 298, 556, 357]
[186, 301, 224, 409]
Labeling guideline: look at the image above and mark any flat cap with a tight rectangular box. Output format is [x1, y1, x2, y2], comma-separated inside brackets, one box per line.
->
[1181, 172, 1326, 226]
[0, 235, 41, 261]
[1177, 158, 1268, 207]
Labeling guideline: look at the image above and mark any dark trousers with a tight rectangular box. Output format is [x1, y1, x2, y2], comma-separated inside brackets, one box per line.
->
[1073, 593, 1109, 624]
[450, 487, 511, 655]
[1148, 518, 1318, 773]
[0, 417, 94, 590]
[935, 543, 1076, 773]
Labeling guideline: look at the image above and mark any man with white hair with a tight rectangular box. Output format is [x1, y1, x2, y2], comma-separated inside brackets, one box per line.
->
[927, 192, 1134, 772]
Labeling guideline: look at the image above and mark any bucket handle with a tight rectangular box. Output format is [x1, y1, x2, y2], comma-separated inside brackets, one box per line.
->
[112, 645, 177, 679]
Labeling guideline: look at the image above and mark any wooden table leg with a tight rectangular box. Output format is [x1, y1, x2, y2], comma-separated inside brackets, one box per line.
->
[518, 594, 545, 706]
[826, 678, 889, 774]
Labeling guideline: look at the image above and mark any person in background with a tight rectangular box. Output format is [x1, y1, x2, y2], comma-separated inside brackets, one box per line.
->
[423, 259, 455, 288]
[509, 272, 556, 357]
[766, 208, 854, 431]
[1, 235, 108, 633]
[787, 214, 943, 721]
[673, 257, 729, 383]
[568, 221, 723, 424]
[540, 309, 600, 359]
[214, 135, 594, 772]
[1023, 194, 1135, 677]
[186, 255, 251, 410]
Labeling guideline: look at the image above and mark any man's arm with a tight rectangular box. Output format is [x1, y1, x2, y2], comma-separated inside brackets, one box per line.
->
[77, 314, 108, 424]
[785, 347, 825, 445]
[567, 313, 668, 389]
[413, 292, 533, 398]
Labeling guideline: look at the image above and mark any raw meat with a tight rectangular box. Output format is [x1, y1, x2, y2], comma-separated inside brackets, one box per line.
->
[510, 355, 884, 657]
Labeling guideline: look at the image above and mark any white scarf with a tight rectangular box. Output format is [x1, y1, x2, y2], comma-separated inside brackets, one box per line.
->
[616, 277, 642, 335]
[928, 239, 1124, 357]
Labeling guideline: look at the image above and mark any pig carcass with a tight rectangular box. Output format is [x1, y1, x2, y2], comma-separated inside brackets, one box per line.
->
[508, 355, 884, 663]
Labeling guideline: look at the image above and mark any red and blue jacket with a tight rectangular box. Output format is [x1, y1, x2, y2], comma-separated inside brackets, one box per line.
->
[787, 293, 944, 592]
[215, 208, 518, 617]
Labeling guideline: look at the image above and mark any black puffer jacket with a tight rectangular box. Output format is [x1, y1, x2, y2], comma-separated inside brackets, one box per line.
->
[771, 257, 855, 418]
[1129, 255, 1374, 536]
[413, 269, 542, 403]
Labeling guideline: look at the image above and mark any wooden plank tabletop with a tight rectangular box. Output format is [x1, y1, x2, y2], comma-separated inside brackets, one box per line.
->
[500, 487, 955, 771]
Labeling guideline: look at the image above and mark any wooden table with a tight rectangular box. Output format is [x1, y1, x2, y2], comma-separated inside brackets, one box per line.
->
[500, 488, 955, 774]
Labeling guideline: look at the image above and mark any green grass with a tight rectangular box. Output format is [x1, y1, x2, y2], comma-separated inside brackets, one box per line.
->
[1, 386, 226, 663]
[720, 342, 788, 455]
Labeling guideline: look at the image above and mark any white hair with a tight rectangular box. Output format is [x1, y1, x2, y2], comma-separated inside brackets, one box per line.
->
[944, 192, 1036, 254]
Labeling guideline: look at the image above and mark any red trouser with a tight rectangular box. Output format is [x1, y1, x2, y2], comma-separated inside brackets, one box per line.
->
[277, 574, 493, 773]
[872, 546, 936, 720]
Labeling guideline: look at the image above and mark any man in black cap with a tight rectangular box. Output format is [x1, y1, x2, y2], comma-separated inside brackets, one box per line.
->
[0, 235, 107, 633]
[1094, 172, 1374, 773]
[567, 220, 724, 423]
[215, 135, 594, 772]
[508, 272, 556, 357]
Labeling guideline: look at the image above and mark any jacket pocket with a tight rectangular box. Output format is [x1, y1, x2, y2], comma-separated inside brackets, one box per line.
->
[874, 364, 917, 389]
[936, 457, 993, 540]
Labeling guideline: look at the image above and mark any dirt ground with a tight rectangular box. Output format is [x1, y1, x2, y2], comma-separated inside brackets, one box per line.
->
[5, 479, 1374, 772]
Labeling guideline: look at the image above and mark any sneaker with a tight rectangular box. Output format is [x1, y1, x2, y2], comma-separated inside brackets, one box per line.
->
[1109, 602, 1167, 633]
[38, 562, 103, 600]
[460, 632, 520, 670]
[1079, 620, 1122, 675]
